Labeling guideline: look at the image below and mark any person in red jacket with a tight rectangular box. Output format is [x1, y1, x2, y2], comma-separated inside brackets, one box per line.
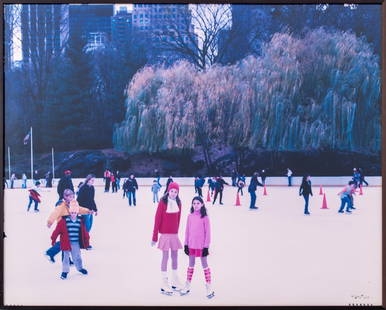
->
[151, 182, 183, 296]
[51, 200, 90, 280]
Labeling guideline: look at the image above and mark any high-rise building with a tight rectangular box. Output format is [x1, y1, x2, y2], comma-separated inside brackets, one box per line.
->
[69, 4, 114, 50]
[111, 6, 132, 47]
[21, 4, 69, 65]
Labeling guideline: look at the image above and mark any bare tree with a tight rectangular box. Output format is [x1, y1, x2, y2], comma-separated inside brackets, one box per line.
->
[153, 4, 232, 70]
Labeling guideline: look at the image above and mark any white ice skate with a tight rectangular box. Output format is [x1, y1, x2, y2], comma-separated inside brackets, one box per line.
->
[160, 277, 174, 296]
[171, 271, 183, 291]
[179, 281, 191, 296]
[206, 283, 215, 299]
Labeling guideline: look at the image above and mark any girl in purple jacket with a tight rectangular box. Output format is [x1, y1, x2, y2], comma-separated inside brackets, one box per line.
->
[180, 196, 214, 299]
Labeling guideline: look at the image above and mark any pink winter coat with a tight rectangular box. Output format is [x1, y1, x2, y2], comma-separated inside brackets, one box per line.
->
[184, 211, 211, 249]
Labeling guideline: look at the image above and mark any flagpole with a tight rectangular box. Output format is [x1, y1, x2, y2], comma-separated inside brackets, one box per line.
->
[52, 147, 55, 180]
[30, 127, 33, 183]
[8, 146, 11, 181]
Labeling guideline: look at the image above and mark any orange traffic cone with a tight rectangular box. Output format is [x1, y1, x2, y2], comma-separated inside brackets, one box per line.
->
[235, 191, 241, 206]
[359, 184, 363, 195]
[319, 185, 323, 195]
[207, 188, 211, 202]
[321, 193, 328, 209]
[263, 185, 267, 196]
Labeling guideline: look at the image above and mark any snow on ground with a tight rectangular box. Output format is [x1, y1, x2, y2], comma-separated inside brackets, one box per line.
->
[3, 183, 382, 306]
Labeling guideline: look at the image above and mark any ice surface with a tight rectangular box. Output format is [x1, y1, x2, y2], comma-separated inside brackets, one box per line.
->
[3, 183, 382, 306]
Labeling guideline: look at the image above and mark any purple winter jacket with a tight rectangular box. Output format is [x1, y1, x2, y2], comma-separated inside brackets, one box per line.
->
[184, 210, 211, 249]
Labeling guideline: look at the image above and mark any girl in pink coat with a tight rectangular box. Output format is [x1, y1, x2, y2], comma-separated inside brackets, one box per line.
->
[151, 182, 183, 295]
[180, 196, 214, 299]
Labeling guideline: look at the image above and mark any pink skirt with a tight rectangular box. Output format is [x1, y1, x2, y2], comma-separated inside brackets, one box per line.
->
[189, 248, 206, 257]
[157, 234, 182, 251]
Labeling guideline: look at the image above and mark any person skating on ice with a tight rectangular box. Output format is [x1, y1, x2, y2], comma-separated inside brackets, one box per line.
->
[164, 176, 174, 194]
[151, 180, 162, 204]
[27, 181, 43, 212]
[212, 176, 229, 205]
[299, 175, 313, 215]
[352, 168, 361, 188]
[123, 174, 139, 206]
[104, 169, 111, 192]
[180, 196, 214, 299]
[151, 182, 183, 295]
[248, 172, 263, 210]
[196, 176, 205, 197]
[337, 181, 356, 214]
[231, 170, 238, 187]
[237, 174, 246, 196]
[208, 177, 216, 196]
[22, 173, 27, 189]
[111, 173, 117, 193]
[57, 170, 74, 203]
[77, 174, 97, 249]
[358, 168, 369, 187]
[286, 168, 293, 186]
[50, 201, 90, 280]
[45, 189, 92, 263]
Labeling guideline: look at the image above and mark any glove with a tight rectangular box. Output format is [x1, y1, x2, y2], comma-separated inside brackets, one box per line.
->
[202, 247, 209, 257]
[151, 241, 156, 247]
[184, 245, 190, 256]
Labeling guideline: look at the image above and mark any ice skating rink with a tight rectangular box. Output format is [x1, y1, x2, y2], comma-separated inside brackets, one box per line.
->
[3, 184, 382, 306]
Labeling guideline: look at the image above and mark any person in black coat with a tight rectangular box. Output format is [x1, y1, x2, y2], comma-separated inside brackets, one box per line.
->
[164, 176, 173, 194]
[45, 171, 53, 188]
[358, 168, 369, 187]
[77, 174, 97, 249]
[212, 176, 229, 205]
[299, 175, 313, 215]
[123, 174, 139, 206]
[231, 170, 238, 187]
[248, 172, 264, 210]
[57, 170, 74, 201]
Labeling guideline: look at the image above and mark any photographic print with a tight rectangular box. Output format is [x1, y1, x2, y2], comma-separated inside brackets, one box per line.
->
[3, 2, 382, 306]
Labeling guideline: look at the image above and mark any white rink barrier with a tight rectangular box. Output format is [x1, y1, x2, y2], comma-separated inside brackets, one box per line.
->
[5, 176, 381, 189]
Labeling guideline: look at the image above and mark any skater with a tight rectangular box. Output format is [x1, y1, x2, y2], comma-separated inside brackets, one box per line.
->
[111, 173, 117, 193]
[10, 173, 16, 189]
[33, 170, 40, 185]
[164, 176, 173, 194]
[104, 169, 111, 192]
[358, 168, 369, 187]
[208, 177, 216, 196]
[152, 180, 162, 203]
[237, 175, 246, 196]
[287, 168, 293, 186]
[231, 170, 238, 187]
[45, 189, 92, 263]
[123, 174, 139, 206]
[299, 175, 313, 215]
[50, 201, 89, 280]
[77, 174, 97, 250]
[57, 170, 74, 202]
[151, 182, 183, 295]
[194, 177, 198, 194]
[337, 181, 356, 214]
[212, 176, 229, 205]
[45, 171, 53, 188]
[22, 173, 27, 189]
[180, 196, 214, 299]
[155, 169, 161, 187]
[3, 177, 8, 189]
[248, 172, 264, 210]
[260, 169, 267, 185]
[116, 170, 121, 190]
[27, 181, 42, 212]
[352, 168, 361, 188]
[196, 176, 205, 197]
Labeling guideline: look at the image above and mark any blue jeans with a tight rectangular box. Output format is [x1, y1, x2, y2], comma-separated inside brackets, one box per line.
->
[82, 214, 93, 232]
[288, 176, 292, 186]
[27, 196, 39, 211]
[303, 194, 310, 214]
[153, 192, 159, 203]
[127, 191, 136, 206]
[46, 241, 61, 258]
[339, 196, 352, 212]
[249, 191, 256, 208]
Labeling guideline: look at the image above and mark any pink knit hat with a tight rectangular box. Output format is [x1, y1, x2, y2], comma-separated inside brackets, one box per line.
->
[167, 182, 180, 193]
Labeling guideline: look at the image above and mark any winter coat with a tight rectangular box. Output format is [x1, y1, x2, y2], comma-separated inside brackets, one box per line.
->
[152, 199, 181, 242]
[248, 176, 263, 192]
[184, 210, 210, 250]
[77, 184, 97, 211]
[29, 188, 41, 203]
[215, 178, 228, 191]
[196, 178, 205, 188]
[151, 183, 161, 193]
[57, 176, 74, 200]
[51, 216, 90, 251]
[299, 181, 313, 196]
[123, 178, 138, 192]
[47, 200, 91, 227]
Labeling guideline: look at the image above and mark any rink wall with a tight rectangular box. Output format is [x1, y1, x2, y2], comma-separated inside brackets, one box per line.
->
[7, 176, 381, 188]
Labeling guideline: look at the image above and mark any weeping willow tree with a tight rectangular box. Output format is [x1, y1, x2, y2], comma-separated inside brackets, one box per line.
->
[114, 27, 380, 164]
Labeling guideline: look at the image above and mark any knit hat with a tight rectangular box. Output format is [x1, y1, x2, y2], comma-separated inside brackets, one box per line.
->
[69, 200, 80, 214]
[167, 182, 180, 193]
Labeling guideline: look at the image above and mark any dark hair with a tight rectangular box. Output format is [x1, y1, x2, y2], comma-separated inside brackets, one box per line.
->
[301, 175, 310, 184]
[348, 180, 356, 185]
[161, 192, 181, 206]
[190, 196, 207, 218]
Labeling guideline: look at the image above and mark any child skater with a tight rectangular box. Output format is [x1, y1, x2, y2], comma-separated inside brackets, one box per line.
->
[27, 181, 42, 212]
[299, 175, 313, 215]
[151, 180, 162, 203]
[337, 181, 356, 214]
[180, 196, 214, 299]
[151, 182, 183, 295]
[51, 200, 89, 279]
